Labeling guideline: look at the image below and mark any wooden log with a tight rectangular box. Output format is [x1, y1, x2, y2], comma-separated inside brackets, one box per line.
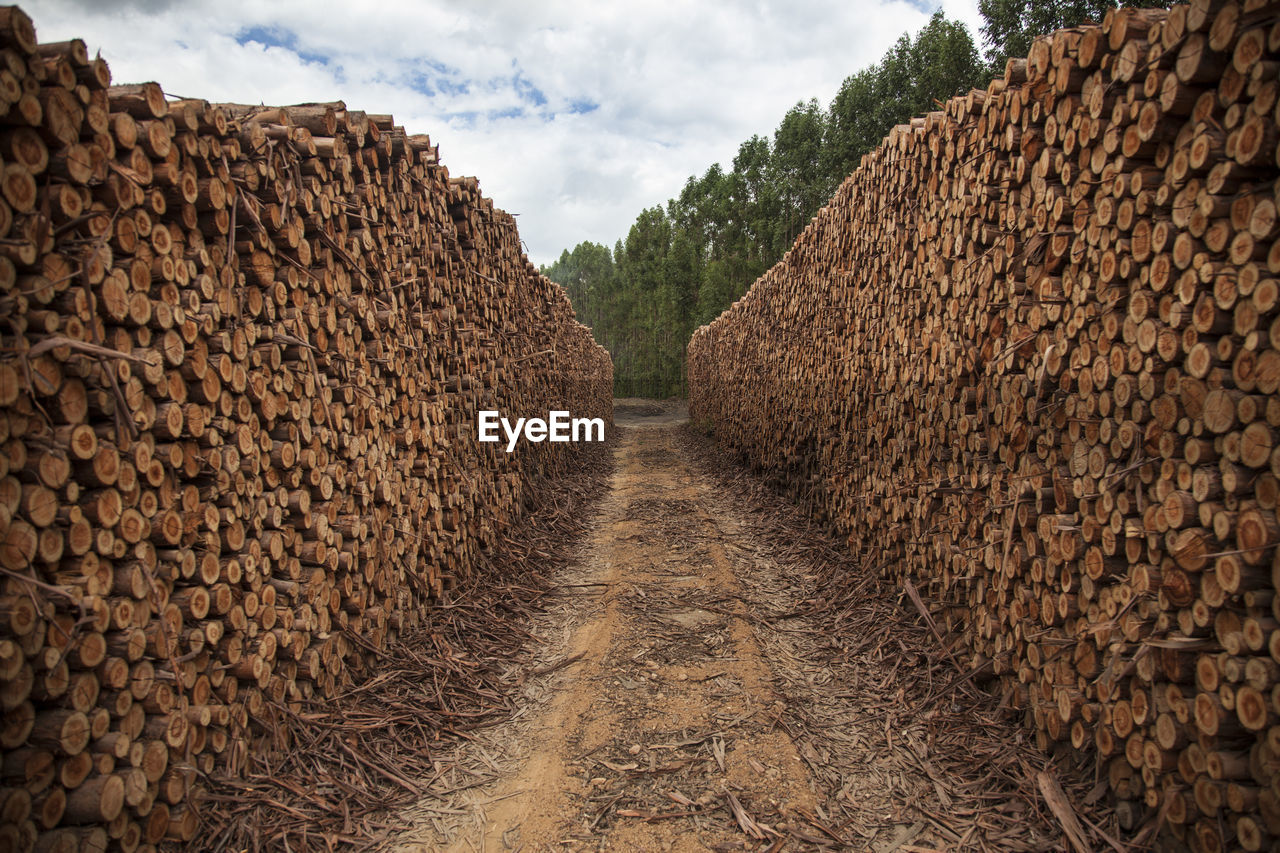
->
[0, 3, 615, 843]
[688, 5, 1280, 849]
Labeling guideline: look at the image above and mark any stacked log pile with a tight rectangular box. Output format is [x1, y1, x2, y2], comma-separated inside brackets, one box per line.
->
[690, 0, 1280, 848]
[0, 6, 613, 849]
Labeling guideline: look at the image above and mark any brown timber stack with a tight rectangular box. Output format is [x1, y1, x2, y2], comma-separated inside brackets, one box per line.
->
[0, 6, 613, 849]
[690, 1, 1280, 849]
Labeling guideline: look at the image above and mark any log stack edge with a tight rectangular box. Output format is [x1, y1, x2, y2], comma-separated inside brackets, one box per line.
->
[690, 1, 1280, 849]
[0, 6, 614, 849]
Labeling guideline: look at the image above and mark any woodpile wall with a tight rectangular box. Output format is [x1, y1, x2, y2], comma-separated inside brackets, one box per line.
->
[689, 2, 1280, 848]
[0, 6, 613, 848]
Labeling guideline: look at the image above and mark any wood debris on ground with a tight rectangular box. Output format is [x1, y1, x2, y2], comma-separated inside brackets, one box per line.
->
[682, 427, 1126, 851]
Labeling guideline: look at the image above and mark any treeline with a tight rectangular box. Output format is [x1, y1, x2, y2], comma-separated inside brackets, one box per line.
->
[542, 1, 1164, 398]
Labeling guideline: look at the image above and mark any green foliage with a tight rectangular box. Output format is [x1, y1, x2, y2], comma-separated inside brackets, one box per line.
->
[827, 12, 985, 184]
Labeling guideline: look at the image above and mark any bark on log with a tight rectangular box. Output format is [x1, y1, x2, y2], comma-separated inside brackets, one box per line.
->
[689, 5, 1280, 849]
[0, 3, 614, 843]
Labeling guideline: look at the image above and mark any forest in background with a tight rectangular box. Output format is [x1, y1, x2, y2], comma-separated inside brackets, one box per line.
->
[541, 0, 1166, 398]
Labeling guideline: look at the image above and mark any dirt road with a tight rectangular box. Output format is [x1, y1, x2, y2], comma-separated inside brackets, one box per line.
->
[387, 403, 1078, 852]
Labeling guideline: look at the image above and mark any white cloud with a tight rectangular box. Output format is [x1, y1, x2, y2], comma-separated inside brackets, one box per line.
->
[26, 0, 980, 266]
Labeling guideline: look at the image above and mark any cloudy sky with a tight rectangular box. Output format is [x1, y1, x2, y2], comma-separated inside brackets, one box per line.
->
[29, 0, 983, 267]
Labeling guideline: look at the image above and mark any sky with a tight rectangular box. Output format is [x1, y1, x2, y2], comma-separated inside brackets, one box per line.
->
[28, 0, 985, 267]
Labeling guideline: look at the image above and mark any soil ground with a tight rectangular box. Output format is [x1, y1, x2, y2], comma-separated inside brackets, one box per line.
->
[383, 400, 1091, 852]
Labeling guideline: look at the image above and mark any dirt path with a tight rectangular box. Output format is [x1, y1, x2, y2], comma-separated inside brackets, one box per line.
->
[394, 405, 821, 850]
[386, 404, 1081, 852]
